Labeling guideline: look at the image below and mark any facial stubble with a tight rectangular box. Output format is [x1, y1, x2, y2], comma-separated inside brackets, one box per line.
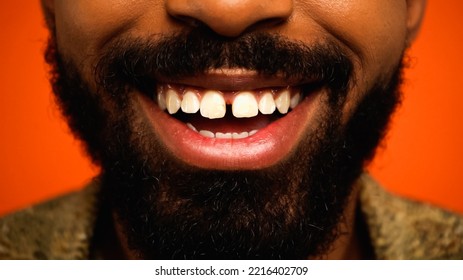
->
[46, 30, 403, 259]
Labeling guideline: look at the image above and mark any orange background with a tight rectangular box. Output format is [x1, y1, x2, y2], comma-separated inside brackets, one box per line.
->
[1, 1, 462, 216]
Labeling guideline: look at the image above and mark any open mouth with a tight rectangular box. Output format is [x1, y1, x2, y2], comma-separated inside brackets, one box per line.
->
[158, 84, 302, 139]
[137, 71, 325, 170]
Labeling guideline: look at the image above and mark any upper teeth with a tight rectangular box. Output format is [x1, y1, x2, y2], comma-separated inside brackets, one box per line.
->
[200, 91, 227, 119]
[232, 91, 259, 118]
[275, 89, 290, 114]
[157, 85, 302, 119]
[258, 91, 276, 115]
[166, 89, 181, 114]
[181, 90, 200, 114]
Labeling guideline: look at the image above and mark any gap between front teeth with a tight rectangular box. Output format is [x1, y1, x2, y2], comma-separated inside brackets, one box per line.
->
[187, 123, 258, 139]
[157, 86, 302, 119]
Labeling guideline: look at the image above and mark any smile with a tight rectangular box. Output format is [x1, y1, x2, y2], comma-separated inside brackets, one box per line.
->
[137, 70, 324, 170]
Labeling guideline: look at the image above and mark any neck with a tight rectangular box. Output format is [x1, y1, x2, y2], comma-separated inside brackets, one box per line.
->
[314, 184, 373, 259]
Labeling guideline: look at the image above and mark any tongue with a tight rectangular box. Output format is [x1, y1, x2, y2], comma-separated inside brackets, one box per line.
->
[184, 112, 278, 133]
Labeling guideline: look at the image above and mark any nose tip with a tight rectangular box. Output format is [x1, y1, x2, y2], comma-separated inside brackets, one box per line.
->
[166, 0, 293, 37]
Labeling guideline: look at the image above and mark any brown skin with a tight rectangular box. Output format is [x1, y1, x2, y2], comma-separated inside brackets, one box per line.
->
[42, 0, 426, 126]
[41, 0, 426, 259]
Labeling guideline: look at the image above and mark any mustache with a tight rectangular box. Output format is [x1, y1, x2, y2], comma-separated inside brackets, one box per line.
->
[94, 28, 353, 96]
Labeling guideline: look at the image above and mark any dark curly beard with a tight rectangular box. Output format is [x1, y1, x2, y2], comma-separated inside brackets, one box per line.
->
[45, 29, 403, 259]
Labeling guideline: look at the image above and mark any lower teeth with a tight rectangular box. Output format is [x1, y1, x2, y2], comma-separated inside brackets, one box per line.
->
[188, 123, 258, 139]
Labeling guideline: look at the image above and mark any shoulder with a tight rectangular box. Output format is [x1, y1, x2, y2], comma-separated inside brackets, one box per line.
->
[0, 181, 100, 259]
[359, 174, 463, 259]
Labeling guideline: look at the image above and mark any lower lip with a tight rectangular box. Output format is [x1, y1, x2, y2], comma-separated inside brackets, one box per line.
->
[137, 91, 322, 170]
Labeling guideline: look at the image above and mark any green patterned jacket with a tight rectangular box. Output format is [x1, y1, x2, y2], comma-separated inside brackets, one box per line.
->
[1, 175, 462, 259]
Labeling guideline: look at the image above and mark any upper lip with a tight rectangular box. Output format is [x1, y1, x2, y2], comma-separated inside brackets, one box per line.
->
[155, 68, 313, 91]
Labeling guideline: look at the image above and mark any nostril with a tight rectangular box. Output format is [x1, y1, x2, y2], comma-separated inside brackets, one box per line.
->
[171, 15, 287, 33]
[250, 16, 288, 31]
[170, 14, 202, 28]
[165, 0, 293, 38]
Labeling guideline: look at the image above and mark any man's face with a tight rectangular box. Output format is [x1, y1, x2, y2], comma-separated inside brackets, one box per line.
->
[43, 0, 425, 258]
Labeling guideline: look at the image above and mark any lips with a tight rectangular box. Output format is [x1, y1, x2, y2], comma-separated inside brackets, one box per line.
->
[137, 71, 323, 170]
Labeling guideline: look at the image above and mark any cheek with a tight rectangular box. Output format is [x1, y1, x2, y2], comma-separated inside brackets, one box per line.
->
[54, 0, 151, 64]
[299, 0, 408, 72]
[296, 0, 408, 121]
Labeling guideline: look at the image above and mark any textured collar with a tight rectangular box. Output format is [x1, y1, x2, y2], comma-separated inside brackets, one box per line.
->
[0, 181, 100, 259]
[358, 175, 463, 259]
[1, 174, 462, 259]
